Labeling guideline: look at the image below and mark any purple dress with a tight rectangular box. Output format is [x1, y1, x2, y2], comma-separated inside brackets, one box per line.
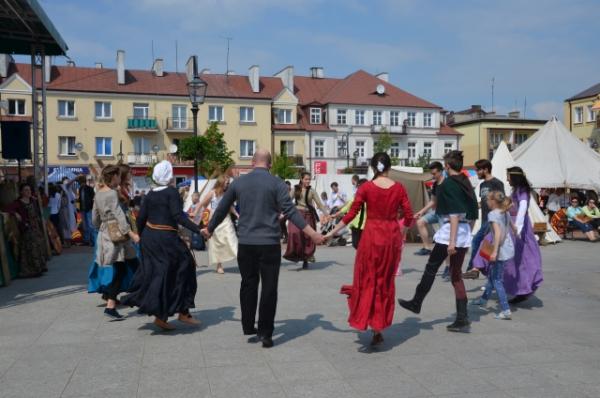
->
[472, 188, 543, 296]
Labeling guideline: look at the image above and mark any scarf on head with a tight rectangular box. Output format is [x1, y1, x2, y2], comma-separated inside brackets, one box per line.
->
[152, 160, 173, 191]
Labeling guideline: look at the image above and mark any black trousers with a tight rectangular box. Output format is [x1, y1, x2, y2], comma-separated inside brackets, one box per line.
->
[106, 261, 126, 301]
[237, 244, 281, 337]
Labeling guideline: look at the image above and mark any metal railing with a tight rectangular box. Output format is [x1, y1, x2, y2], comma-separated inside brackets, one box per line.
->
[126, 152, 158, 165]
[166, 117, 193, 131]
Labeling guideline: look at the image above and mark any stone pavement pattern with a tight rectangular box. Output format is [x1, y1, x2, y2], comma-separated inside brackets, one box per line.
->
[1, 242, 599, 398]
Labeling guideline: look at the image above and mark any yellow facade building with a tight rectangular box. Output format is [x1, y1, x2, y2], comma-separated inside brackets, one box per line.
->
[448, 106, 547, 166]
[563, 82, 600, 149]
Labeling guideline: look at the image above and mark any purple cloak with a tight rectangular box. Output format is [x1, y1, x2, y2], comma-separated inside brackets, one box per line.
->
[472, 188, 543, 296]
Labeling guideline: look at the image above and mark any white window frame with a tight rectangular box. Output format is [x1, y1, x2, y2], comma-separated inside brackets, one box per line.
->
[314, 139, 325, 158]
[280, 140, 294, 156]
[444, 142, 453, 154]
[133, 103, 149, 119]
[408, 142, 416, 159]
[407, 112, 416, 127]
[355, 140, 365, 158]
[95, 101, 112, 119]
[59, 136, 76, 156]
[337, 109, 347, 125]
[310, 108, 322, 124]
[587, 105, 596, 122]
[424, 112, 432, 127]
[95, 137, 113, 156]
[240, 140, 256, 158]
[355, 110, 365, 125]
[7, 99, 26, 116]
[58, 100, 75, 118]
[390, 142, 400, 158]
[423, 142, 432, 157]
[275, 108, 292, 124]
[390, 111, 400, 126]
[574, 106, 583, 124]
[209, 105, 224, 122]
[373, 110, 382, 126]
[240, 106, 255, 123]
[172, 104, 187, 129]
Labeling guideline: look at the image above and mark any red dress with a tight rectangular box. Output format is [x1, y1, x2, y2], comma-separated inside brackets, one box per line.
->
[340, 181, 413, 331]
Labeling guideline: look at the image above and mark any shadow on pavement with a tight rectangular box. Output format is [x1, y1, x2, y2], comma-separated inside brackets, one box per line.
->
[272, 313, 353, 345]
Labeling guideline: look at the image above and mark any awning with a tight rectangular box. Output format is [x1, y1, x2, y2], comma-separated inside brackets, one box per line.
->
[0, 0, 68, 55]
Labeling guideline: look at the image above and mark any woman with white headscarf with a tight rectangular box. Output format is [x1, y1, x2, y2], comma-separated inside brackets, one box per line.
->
[122, 161, 202, 330]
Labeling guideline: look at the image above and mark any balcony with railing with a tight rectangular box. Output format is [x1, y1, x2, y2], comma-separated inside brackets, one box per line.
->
[126, 117, 159, 132]
[126, 152, 158, 165]
[166, 117, 194, 133]
[370, 124, 407, 134]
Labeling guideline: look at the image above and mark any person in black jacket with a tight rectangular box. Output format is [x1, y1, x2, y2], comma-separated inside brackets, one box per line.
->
[79, 175, 96, 246]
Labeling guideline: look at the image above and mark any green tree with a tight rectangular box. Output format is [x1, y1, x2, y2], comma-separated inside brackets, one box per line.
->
[408, 154, 432, 168]
[373, 127, 393, 153]
[178, 122, 234, 177]
[271, 154, 299, 179]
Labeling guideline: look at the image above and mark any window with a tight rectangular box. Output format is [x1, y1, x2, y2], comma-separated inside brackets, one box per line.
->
[58, 100, 75, 118]
[337, 109, 347, 125]
[355, 110, 365, 125]
[424, 112, 432, 127]
[240, 140, 255, 157]
[355, 140, 365, 158]
[133, 103, 149, 119]
[587, 105, 597, 122]
[95, 101, 112, 119]
[574, 106, 583, 124]
[390, 142, 400, 158]
[7, 99, 25, 116]
[515, 133, 528, 145]
[310, 108, 322, 124]
[390, 111, 400, 126]
[95, 137, 112, 156]
[407, 112, 416, 127]
[240, 106, 255, 123]
[280, 140, 294, 156]
[337, 139, 346, 157]
[172, 104, 187, 129]
[373, 110, 382, 125]
[133, 137, 151, 154]
[490, 132, 503, 146]
[314, 139, 325, 158]
[275, 108, 292, 124]
[408, 142, 416, 159]
[59, 136, 76, 156]
[209, 105, 224, 122]
[423, 142, 432, 157]
[444, 142, 453, 154]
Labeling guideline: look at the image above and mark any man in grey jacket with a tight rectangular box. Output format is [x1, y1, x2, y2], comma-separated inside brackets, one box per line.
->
[202, 149, 324, 348]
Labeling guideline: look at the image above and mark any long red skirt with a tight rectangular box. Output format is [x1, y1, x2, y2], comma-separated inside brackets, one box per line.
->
[341, 218, 402, 331]
[283, 209, 316, 263]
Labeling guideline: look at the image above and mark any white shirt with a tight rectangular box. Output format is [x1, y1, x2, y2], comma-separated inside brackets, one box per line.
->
[547, 194, 561, 212]
[329, 191, 347, 209]
[49, 192, 61, 215]
[433, 214, 472, 248]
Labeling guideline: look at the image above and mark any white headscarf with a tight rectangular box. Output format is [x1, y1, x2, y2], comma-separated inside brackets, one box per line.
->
[152, 160, 173, 191]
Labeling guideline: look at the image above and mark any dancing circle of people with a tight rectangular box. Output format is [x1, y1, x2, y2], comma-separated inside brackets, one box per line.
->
[87, 148, 543, 348]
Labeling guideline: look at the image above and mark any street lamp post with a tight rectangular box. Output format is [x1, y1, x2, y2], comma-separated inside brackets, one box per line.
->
[346, 126, 353, 168]
[187, 75, 208, 193]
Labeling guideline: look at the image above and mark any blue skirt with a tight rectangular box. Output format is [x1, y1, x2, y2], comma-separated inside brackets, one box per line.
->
[87, 234, 140, 294]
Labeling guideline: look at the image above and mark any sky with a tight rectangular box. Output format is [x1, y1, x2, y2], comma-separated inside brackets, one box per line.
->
[27, 0, 600, 119]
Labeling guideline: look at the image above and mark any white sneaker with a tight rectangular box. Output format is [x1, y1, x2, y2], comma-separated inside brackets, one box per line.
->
[494, 310, 512, 320]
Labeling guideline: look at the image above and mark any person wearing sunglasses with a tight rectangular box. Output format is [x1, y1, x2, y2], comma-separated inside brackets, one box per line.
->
[566, 197, 598, 241]
[582, 198, 600, 231]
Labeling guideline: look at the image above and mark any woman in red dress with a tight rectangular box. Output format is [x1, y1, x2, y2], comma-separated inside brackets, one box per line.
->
[326, 153, 413, 345]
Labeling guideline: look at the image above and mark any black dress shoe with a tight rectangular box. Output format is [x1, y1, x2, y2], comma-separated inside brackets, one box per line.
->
[104, 308, 123, 320]
[243, 327, 258, 335]
[260, 335, 274, 348]
[398, 299, 421, 314]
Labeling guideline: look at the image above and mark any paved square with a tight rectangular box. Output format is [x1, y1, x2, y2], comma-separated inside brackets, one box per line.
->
[1, 241, 599, 398]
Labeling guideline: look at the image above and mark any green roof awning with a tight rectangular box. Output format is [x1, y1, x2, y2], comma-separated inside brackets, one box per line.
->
[0, 0, 68, 56]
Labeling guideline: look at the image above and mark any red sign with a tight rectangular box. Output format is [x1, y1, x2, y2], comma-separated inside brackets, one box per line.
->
[313, 161, 327, 175]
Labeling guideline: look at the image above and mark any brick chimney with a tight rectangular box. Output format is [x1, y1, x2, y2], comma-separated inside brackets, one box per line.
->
[152, 58, 164, 77]
[310, 66, 324, 79]
[186, 55, 198, 82]
[116, 50, 125, 85]
[0, 54, 13, 78]
[275, 66, 294, 90]
[44, 56, 51, 83]
[95, 62, 103, 69]
[248, 65, 260, 93]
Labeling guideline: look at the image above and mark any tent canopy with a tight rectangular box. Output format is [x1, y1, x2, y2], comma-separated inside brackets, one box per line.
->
[511, 117, 600, 191]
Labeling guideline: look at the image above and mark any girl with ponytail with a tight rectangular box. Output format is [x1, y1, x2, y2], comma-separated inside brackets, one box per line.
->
[470, 191, 516, 320]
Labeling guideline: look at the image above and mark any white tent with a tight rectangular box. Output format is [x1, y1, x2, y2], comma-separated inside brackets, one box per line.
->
[489, 141, 561, 243]
[511, 116, 600, 191]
